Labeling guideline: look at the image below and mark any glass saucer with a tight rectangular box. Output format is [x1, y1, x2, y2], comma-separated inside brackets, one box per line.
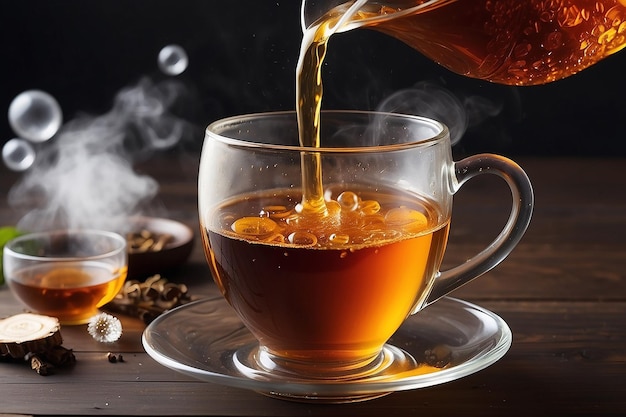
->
[142, 293, 511, 403]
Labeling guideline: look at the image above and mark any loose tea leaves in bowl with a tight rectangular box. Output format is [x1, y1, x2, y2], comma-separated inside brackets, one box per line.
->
[127, 229, 173, 254]
[126, 217, 194, 278]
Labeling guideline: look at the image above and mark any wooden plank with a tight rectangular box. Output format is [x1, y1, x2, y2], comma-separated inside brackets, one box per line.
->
[1, 299, 623, 415]
[1, 157, 624, 416]
[448, 241, 626, 301]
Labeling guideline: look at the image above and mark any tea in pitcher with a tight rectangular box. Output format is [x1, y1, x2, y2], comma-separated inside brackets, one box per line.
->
[307, 0, 626, 85]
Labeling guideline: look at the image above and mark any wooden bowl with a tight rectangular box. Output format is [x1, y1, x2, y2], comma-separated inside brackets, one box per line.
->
[126, 217, 194, 278]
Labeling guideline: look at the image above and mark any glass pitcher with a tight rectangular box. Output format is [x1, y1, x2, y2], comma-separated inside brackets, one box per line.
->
[302, 0, 626, 85]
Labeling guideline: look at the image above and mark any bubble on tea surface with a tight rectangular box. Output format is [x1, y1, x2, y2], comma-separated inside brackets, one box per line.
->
[8, 90, 63, 142]
[358, 200, 381, 215]
[260, 205, 293, 220]
[261, 233, 286, 244]
[158, 45, 189, 76]
[231, 217, 278, 238]
[2, 138, 36, 171]
[325, 200, 341, 217]
[288, 231, 318, 246]
[329, 233, 350, 245]
[337, 191, 360, 211]
[385, 207, 428, 233]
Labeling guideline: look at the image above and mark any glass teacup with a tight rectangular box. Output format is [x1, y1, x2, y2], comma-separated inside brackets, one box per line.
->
[198, 110, 533, 380]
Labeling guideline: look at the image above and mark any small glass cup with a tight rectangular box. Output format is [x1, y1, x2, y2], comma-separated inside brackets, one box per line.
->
[3, 229, 128, 325]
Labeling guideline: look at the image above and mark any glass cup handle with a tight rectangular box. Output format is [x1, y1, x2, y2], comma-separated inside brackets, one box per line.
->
[422, 154, 534, 308]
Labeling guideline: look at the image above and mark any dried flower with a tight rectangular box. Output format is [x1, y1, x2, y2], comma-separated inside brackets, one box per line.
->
[87, 313, 122, 343]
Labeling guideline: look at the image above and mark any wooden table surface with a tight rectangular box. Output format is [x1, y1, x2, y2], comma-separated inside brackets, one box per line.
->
[1, 155, 624, 416]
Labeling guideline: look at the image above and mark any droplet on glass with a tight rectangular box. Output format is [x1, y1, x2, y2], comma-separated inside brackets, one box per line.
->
[158, 45, 189, 76]
[8, 90, 63, 143]
[2, 138, 36, 171]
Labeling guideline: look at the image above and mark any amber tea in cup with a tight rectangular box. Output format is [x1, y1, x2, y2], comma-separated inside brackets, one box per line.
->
[3, 229, 128, 325]
[208, 187, 448, 367]
[199, 111, 533, 380]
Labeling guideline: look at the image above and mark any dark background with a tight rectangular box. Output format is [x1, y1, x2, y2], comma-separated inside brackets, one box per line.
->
[1, 0, 625, 157]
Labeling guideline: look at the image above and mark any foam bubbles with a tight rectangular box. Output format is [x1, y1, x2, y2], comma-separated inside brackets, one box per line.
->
[158, 45, 189, 76]
[2, 138, 36, 171]
[8, 90, 63, 143]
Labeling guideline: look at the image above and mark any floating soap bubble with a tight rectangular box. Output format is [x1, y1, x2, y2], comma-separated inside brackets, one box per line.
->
[2, 138, 36, 171]
[8, 90, 63, 143]
[158, 45, 188, 76]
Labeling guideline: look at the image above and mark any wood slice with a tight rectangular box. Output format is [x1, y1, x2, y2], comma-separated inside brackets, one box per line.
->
[0, 313, 63, 358]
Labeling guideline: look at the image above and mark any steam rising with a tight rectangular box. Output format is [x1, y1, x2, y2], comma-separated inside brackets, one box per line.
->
[8, 77, 192, 233]
[376, 81, 502, 145]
